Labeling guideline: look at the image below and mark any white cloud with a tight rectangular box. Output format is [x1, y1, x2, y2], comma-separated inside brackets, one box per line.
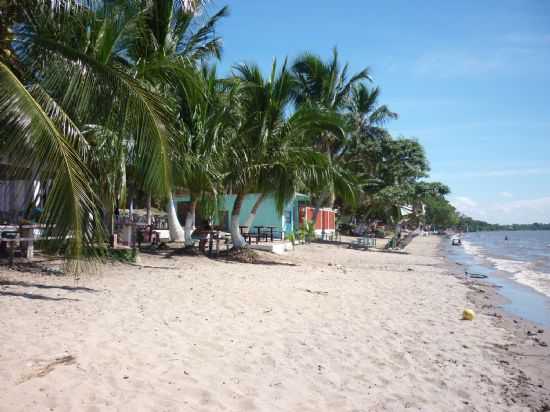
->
[467, 168, 550, 178]
[411, 32, 550, 78]
[450, 196, 550, 224]
[453, 196, 477, 208]
[413, 51, 502, 78]
[434, 168, 550, 180]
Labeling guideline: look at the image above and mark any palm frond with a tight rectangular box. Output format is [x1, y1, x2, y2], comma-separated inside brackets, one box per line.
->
[0, 61, 103, 264]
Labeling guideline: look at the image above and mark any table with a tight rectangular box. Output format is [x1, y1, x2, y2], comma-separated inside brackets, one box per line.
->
[252, 226, 268, 244]
[265, 226, 277, 242]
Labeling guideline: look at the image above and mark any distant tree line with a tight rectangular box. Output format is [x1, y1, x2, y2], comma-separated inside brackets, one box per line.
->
[457, 218, 550, 232]
[422, 198, 550, 232]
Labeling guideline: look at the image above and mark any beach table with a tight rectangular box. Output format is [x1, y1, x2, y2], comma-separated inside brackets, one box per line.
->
[252, 226, 269, 244]
[350, 234, 376, 250]
[265, 226, 276, 242]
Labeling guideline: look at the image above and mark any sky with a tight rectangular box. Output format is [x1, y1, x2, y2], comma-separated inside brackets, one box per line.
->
[213, 0, 550, 224]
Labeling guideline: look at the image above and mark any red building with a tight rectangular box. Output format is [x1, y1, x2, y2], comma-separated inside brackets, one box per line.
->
[298, 206, 336, 235]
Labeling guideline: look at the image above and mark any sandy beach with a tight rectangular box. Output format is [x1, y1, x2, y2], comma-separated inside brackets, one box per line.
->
[1, 236, 548, 411]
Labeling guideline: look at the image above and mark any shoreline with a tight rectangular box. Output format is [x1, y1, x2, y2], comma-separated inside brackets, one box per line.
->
[446, 235, 550, 327]
[438, 237, 550, 409]
[458, 231, 550, 321]
[1, 236, 549, 410]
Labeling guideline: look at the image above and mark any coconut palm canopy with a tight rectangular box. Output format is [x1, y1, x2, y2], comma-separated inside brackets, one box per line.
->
[0, 0, 450, 262]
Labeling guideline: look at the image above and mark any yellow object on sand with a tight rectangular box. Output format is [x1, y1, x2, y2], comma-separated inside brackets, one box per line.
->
[462, 309, 475, 320]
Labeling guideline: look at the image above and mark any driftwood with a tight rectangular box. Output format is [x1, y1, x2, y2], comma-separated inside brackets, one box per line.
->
[18, 355, 76, 384]
[304, 288, 328, 295]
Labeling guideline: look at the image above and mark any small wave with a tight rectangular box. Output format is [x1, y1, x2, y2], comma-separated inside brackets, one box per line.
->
[485, 257, 550, 298]
[529, 258, 548, 270]
[486, 257, 527, 274]
[462, 240, 485, 257]
[514, 269, 550, 298]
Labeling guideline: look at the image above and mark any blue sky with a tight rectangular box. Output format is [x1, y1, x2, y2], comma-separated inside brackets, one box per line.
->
[214, 0, 550, 224]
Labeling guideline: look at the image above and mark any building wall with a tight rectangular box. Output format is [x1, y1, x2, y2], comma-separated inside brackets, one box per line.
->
[174, 193, 304, 233]
[299, 206, 336, 234]
[220, 194, 286, 230]
[0, 180, 35, 222]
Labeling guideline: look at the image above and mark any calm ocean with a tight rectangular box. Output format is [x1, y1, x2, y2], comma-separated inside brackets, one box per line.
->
[446, 230, 550, 326]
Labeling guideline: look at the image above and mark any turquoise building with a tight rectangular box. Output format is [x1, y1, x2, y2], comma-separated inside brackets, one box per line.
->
[174, 193, 309, 236]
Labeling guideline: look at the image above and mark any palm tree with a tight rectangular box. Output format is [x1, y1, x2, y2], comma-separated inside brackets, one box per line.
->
[0, 0, 229, 261]
[173, 65, 238, 247]
[224, 60, 341, 249]
[347, 83, 398, 141]
[122, 0, 229, 241]
[291, 48, 370, 214]
[0, 1, 180, 263]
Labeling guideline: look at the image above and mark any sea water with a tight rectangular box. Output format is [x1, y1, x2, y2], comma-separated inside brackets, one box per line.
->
[446, 230, 550, 326]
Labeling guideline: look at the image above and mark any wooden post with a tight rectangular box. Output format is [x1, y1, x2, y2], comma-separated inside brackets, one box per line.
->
[23, 226, 34, 260]
[208, 231, 214, 256]
[8, 241, 14, 267]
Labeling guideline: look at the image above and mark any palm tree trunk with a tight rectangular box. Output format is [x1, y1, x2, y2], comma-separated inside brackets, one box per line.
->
[146, 193, 152, 226]
[128, 195, 134, 221]
[328, 190, 336, 208]
[311, 192, 328, 224]
[230, 193, 247, 249]
[167, 192, 185, 241]
[184, 198, 197, 248]
[242, 193, 266, 232]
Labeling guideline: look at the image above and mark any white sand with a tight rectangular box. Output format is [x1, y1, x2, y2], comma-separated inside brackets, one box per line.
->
[0, 237, 531, 411]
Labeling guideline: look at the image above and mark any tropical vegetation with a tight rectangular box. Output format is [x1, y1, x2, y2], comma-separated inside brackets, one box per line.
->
[0, 0, 456, 265]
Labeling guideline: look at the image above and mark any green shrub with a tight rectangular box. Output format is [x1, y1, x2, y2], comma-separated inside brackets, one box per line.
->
[108, 248, 138, 263]
[87, 246, 138, 263]
[338, 223, 355, 235]
[287, 232, 296, 245]
[298, 220, 316, 242]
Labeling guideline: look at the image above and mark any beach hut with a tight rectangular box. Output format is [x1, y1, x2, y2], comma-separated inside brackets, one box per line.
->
[174, 193, 310, 238]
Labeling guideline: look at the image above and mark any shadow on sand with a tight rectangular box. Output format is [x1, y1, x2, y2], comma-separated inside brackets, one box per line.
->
[0, 279, 97, 293]
[0, 290, 80, 301]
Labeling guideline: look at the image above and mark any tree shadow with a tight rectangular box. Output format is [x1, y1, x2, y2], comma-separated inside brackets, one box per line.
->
[208, 255, 298, 267]
[0, 279, 97, 292]
[0, 291, 79, 301]
[0, 261, 65, 276]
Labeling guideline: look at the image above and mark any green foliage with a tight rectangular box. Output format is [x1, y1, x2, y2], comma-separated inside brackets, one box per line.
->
[0, 0, 228, 265]
[103, 247, 138, 263]
[295, 220, 316, 242]
[286, 232, 296, 245]
[424, 197, 459, 229]
[0, 1, 463, 264]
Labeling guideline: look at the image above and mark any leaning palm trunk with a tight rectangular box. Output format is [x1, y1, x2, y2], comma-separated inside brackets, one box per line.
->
[184, 199, 197, 247]
[167, 192, 185, 241]
[229, 193, 247, 249]
[242, 193, 266, 232]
